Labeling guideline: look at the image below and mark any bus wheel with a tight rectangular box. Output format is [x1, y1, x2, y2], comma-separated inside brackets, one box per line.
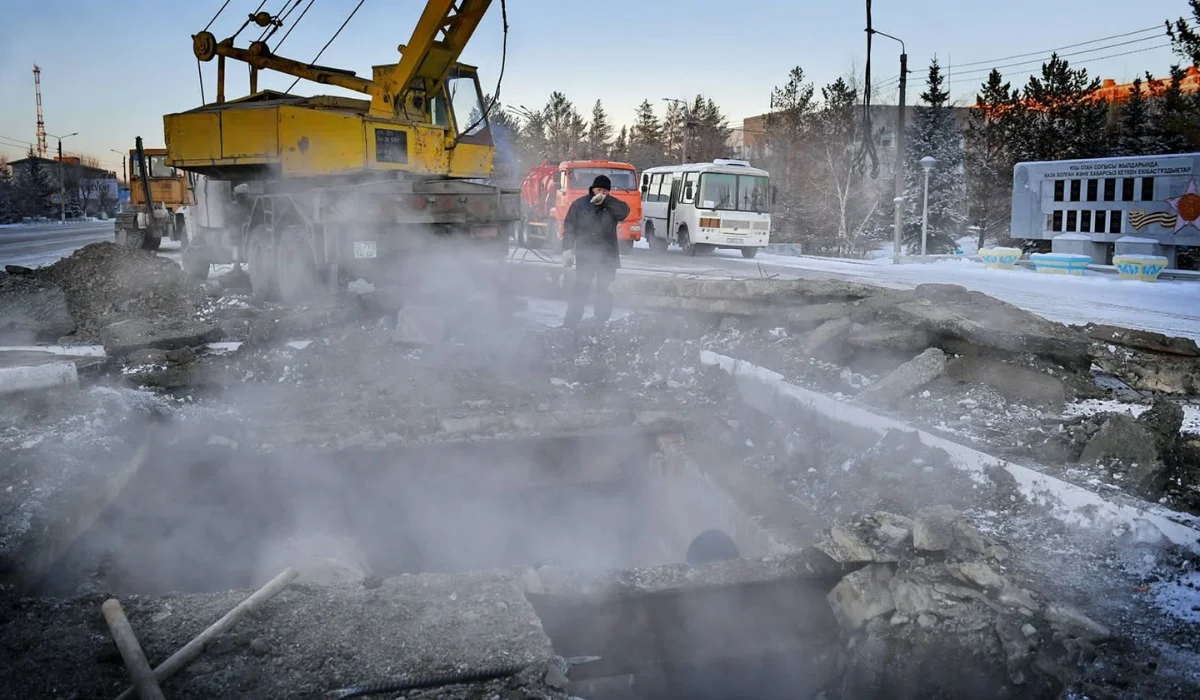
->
[741, 247, 759, 259]
[680, 229, 697, 257]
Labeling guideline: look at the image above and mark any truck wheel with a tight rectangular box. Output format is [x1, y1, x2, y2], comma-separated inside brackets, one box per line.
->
[246, 225, 276, 301]
[275, 225, 321, 305]
[741, 247, 759, 259]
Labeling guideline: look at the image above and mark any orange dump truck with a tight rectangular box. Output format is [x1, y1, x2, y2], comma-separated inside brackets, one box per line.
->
[517, 160, 643, 253]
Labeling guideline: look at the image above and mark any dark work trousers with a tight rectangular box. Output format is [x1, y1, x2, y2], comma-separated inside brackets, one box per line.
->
[563, 255, 616, 328]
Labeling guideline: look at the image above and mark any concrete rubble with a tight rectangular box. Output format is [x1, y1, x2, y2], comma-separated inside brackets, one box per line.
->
[1, 249, 1199, 698]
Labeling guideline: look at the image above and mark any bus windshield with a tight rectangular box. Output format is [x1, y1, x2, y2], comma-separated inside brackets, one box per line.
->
[699, 173, 770, 212]
[568, 168, 638, 191]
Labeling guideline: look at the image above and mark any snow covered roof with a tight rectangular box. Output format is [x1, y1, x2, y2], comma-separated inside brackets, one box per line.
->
[1115, 236, 1160, 244]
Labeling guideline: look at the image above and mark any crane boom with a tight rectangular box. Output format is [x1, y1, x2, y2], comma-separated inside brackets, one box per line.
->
[193, 0, 491, 118]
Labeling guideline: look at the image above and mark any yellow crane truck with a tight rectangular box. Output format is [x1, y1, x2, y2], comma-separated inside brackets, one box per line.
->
[163, 0, 519, 302]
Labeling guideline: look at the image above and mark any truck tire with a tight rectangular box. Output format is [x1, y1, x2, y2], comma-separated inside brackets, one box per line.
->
[275, 224, 321, 305]
[741, 247, 759, 259]
[246, 225, 276, 301]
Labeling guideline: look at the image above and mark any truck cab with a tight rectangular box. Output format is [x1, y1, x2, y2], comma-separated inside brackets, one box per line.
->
[554, 161, 643, 251]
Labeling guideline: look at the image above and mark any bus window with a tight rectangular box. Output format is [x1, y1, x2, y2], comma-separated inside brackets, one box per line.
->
[681, 172, 698, 204]
[657, 175, 674, 203]
[699, 173, 736, 209]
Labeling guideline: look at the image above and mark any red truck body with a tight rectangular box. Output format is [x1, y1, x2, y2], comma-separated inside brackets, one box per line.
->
[517, 160, 643, 251]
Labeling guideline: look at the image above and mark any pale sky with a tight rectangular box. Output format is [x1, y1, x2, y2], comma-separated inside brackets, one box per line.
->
[0, 0, 1190, 174]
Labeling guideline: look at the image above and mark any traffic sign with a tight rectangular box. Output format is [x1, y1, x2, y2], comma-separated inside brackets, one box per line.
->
[50, 194, 62, 204]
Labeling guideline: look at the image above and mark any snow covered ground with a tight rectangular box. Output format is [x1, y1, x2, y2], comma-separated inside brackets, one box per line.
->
[619, 240, 1200, 342]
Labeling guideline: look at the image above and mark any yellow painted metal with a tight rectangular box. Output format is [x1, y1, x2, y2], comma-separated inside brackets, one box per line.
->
[168, 0, 499, 183]
[127, 147, 194, 208]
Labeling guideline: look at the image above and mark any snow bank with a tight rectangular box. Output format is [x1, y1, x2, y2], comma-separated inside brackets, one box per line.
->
[701, 350, 1200, 553]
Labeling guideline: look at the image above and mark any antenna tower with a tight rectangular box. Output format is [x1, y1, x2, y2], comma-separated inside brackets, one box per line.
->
[33, 65, 47, 158]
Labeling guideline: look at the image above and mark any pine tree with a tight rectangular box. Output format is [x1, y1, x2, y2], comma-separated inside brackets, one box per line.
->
[15, 149, 54, 219]
[0, 160, 15, 224]
[1117, 78, 1153, 155]
[586, 100, 613, 160]
[902, 58, 966, 254]
[1147, 65, 1200, 153]
[964, 69, 1020, 249]
[761, 67, 818, 243]
[542, 92, 587, 163]
[661, 100, 687, 163]
[628, 99, 665, 169]
[692, 96, 732, 162]
[612, 125, 629, 163]
[1168, 0, 1200, 65]
[1017, 54, 1109, 161]
[479, 96, 522, 184]
[518, 109, 549, 166]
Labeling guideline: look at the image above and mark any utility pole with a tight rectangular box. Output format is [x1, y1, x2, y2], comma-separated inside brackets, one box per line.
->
[47, 131, 78, 223]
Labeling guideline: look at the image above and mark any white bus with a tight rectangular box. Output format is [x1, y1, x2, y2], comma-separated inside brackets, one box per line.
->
[640, 159, 771, 258]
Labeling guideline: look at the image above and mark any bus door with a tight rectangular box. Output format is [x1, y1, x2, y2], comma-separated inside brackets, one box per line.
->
[667, 177, 682, 242]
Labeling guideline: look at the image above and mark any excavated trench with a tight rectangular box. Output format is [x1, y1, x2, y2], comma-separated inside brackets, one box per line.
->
[21, 409, 1054, 700]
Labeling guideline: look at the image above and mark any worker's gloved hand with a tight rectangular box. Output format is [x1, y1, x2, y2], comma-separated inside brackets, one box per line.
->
[590, 192, 606, 206]
[562, 248, 575, 267]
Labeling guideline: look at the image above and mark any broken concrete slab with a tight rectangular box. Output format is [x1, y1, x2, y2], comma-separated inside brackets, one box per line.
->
[946, 355, 1067, 409]
[821, 512, 914, 564]
[1090, 343, 1200, 396]
[392, 305, 447, 346]
[1079, 415, 1160, 467]
[0, 570, 562, 699]
[0, 275, 74, 344]
[844, 321, 933, 354]
[1086, 324, 1200, 358]
[803, 318, 854, 360]
[0, 361, 78, 397]
[827, 563, 895, 631]
[700, 350, 1200, 552]
[1043, 603, 1112, 642]
[609, 276, 881, 303]
[885, 286, 1092, 369]
[99, 318, 222, 357]
[912, 505, 959, 552]
[857, 347, 947, 407]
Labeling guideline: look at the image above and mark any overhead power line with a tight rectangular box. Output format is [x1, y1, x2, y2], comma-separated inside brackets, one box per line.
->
[946, 43, 1173, 84]
[874, 24, 1167, 88]
[285, 0, 366, 93]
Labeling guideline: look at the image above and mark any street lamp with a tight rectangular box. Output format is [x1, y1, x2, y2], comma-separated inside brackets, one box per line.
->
[109, 148, 126, 186]
[46, 131, 78, 223]
[920, 155, 937, 257]
[662, 98, 694, 165]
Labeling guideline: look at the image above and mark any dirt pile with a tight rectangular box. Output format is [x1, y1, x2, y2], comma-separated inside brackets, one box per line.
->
[0, 270, 75, 343]
[36, 242, 203, 343]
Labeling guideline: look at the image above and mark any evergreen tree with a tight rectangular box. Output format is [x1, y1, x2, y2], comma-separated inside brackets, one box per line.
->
[1168, 0, 1200, 65]
[15, 149, 54, 219]
[518, 109, 549, 166]
[479, 95, 522, 183]
[542, 92, 587, 163]
[628, 99, 665, 169]
[0, 160, 15, 224]
[902, 58, 966, 254]
[1016, 54, 1109, 161]
[1117, 78, 1153, 155]
[964, 69, 1020, 249]
[661, 100, 687, 163]
[691, 96, 732, 162]
[586, 99, 613, 159]
[612, 126, 629, 163]
[1146, 65, 1200, 153]
[761, 67, 818, 243]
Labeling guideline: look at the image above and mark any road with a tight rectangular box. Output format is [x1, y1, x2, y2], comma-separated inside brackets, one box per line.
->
[0, 222, 115, 269]
[510, 242, 1200, 342]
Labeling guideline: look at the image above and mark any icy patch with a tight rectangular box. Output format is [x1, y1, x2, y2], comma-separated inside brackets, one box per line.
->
[1064, 399, 1200, 434]
[1152, 571, 1200, 624]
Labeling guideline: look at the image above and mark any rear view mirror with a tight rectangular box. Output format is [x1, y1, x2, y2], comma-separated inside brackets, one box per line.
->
[641, 184, 649, 193]
[684, 183, 694, 200]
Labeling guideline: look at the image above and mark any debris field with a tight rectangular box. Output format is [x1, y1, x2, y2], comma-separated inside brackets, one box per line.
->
[0, 243, 1198, 699]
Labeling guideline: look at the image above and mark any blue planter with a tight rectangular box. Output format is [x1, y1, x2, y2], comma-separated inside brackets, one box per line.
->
[1030, 253, 1091, 276]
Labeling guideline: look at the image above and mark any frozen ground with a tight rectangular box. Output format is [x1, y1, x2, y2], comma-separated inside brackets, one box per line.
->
[616, 240, 1200, 342]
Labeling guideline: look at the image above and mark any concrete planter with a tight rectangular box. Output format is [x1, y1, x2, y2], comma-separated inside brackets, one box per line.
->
[978, 247, 1021, 269]
[1113, 255, 1169, 282]
[1029, 252, 1091, 276]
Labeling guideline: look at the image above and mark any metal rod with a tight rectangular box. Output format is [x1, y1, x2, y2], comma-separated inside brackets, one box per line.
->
[113, 567, 298, 700]
[922, 165, 930, 257]
[102, 599, 166, 700]
[894, 52, 907, 261]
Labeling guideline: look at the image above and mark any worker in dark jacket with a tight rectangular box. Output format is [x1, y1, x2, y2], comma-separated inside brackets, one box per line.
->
[561, 174, 630, 329]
